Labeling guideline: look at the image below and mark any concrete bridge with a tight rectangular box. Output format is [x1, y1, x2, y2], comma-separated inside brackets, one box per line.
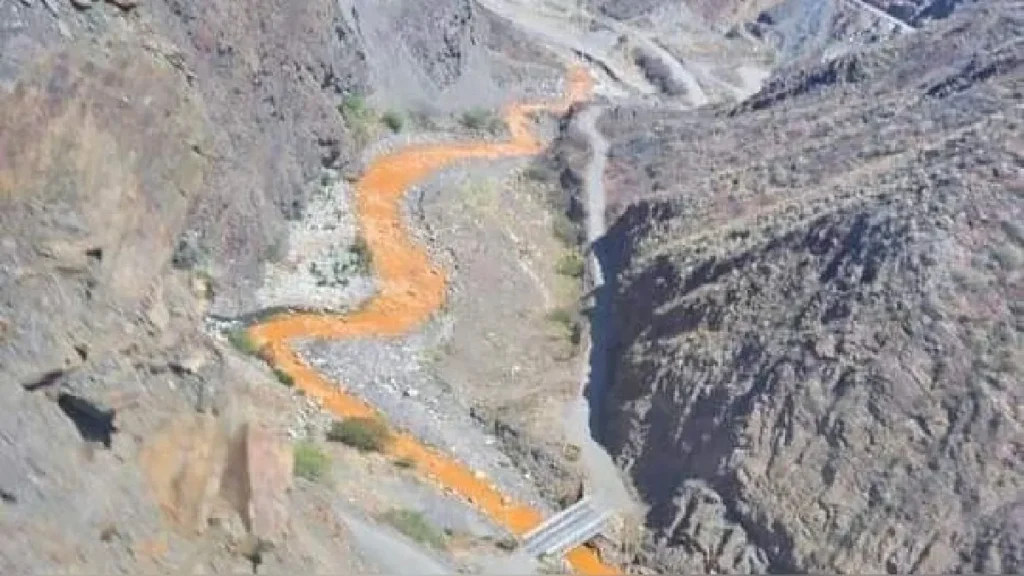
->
[519, 496, 615, 559]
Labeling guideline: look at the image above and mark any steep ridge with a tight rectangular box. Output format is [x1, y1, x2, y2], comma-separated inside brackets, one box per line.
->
[595, 1, 1023, 573]
[246, 66, 619, 575]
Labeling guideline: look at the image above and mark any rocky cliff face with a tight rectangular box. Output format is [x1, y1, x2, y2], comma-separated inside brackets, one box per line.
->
[597, 2, 1023, 573]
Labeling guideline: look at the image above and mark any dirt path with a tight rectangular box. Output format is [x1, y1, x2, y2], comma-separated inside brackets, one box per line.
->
[578, 8, 711, 107]
[246, 66, 617, 575]
[566, 105, 637, 515]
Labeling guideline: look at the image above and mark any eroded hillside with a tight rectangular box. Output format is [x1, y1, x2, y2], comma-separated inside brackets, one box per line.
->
[595, 2, 1022, 573]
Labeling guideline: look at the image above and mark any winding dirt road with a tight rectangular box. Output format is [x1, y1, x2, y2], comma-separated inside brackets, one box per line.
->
[246, 66, 617, 575]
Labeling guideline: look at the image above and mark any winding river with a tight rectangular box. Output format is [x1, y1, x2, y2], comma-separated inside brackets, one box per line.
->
[245, 66, 617, 575]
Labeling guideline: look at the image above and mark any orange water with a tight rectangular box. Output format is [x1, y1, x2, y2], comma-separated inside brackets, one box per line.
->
[247, 66, 616, 574]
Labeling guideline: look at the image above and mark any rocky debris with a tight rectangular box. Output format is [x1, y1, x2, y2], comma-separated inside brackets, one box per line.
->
[106, 0, 138, 9]
[593, 1, 1023, 573]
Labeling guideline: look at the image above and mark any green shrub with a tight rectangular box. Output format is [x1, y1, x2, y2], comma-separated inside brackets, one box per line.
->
[547, 306, 576, 330]
[273, 369, 294, 387]
[293, 442, 329, 482]
[326, 417, 391, 452]
[339, 94, 371, 122]
[379, 509, 446, 550]
[339, 95, 377, 147]
[552, 216, 578, 246]
[227, 329, 260, 356]
[381, 111, 404, 132]
[556, 252, 585, 278]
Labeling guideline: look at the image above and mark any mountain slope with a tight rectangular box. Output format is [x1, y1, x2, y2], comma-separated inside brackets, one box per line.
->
[595, 2, 1023, 572]
[0, 0, 560, 571]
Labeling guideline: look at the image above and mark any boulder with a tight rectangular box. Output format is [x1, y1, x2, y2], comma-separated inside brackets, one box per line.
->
[243, 423, 293, 543]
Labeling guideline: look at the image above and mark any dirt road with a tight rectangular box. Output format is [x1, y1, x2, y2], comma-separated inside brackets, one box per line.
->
[567, 104, 638, 514]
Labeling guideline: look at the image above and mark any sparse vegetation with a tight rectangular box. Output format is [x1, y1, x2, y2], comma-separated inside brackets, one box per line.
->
[227, 329, 260, 356]
[460, 108, 503, 134]
[547, 306, 582, 350]
[326, 417, 391, 452]
[393, 456, 416, 469]
[547, 306, 576, 329]
[409, 110, 438, 130]
[192, 269, 215, 301]
[524, 164, 553, 183]
[538, 553, 566, 574]
[556, 251, 585, 278]
[293, 441, 330, 482]
[563, 443, 581, 461]
[350, 234, 373, 273]
[460, 108, 489, 130]
[381, 110, 404, 132]
[273, 368, 294, 387]
[379, 508, 446, 550]
[339, 94, 377, 146]
[306, 236, 373, 290]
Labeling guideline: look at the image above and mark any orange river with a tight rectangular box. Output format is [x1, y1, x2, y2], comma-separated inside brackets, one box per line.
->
[246, 66, 618, 574]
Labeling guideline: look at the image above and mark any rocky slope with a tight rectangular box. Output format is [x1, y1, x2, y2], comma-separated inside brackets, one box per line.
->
[595, 1, 1023, 573]
[0, 0, 561, 571]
